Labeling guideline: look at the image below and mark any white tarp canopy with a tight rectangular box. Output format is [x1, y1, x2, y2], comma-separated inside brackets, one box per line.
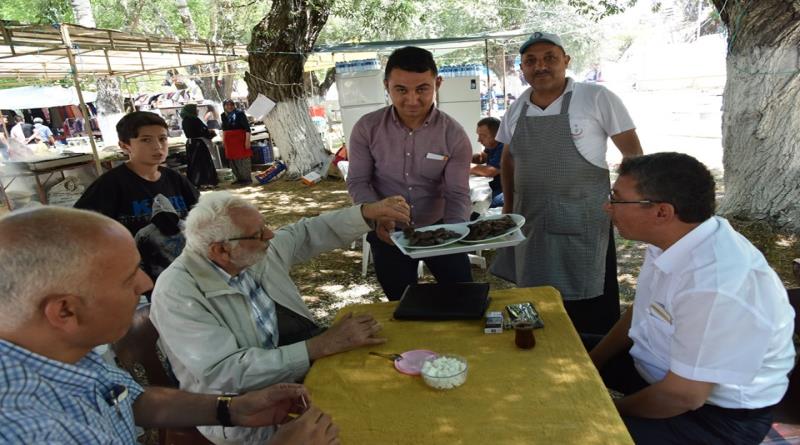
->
[0, 22, 246, 81]
[0, 85, 97, 109]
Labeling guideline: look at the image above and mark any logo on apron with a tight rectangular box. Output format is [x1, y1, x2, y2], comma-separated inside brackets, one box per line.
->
[570, 122, 584, 139]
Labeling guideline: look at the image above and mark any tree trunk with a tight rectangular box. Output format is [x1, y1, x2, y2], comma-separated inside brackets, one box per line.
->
[95, 77, 124, 115]
[264, 98, 328, 176]
[95, 76, 125, 147]
[245, 0, 332, 179]
[711, 0, 800, 230]
[220, 62, 236, 100]
[304, 68, 336, 98]
[126, 0, 146, 32]
[70, 0, 96, 27]
[175, 0, 198, 38]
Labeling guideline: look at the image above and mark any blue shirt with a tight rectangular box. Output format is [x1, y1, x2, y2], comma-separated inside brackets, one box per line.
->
[483, 142, 504, 169]
[483, 142, 504, 197]
[0, 339, 144, 444]
[34, 123, 54, 141]
[210, 261, 279, 348]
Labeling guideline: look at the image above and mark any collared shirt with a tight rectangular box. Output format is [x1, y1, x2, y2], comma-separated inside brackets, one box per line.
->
[496, 78, 635, 169]
[0, 339, 144, 444]
[210, 261, 279, 348]
[34, 123, 54, 142]
[628, 216, 796, 409]
[346, 105, 472, 227]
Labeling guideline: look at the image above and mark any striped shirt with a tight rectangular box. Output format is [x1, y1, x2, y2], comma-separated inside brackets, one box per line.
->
[0, 339, 144, 444]
[211, 261, 279, 348]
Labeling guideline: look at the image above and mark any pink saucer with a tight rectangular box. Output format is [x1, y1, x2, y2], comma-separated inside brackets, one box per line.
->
[394, 349, 438, 375]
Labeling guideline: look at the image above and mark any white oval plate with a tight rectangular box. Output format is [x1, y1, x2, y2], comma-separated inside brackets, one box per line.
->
[391, 223, 470, 250]
[460, 213, 526, 244]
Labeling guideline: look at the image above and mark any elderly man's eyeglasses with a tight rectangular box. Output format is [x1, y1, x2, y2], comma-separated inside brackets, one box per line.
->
[607, 192, 666, 206]
[226, 226, 270, 242]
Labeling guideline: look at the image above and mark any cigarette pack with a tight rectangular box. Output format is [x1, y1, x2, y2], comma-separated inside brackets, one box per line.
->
[484, 311, 503, 334]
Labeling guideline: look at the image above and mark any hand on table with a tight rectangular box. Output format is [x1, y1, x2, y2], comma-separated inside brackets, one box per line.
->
[307, 312, 386, 359]
[230, 383, 309, 427]
[269, 406, 340, 445]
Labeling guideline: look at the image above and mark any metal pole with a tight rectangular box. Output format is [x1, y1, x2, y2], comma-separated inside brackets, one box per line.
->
[501, 43, 507, 109]
[484, 39, 491, 117]
[60, 24, 102, 175]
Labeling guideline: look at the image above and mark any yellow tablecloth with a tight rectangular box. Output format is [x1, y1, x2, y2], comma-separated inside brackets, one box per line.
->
[304, 287, 633, 445]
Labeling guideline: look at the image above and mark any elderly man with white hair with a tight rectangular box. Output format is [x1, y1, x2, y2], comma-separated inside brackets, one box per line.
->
[0, 206, 341, 445]
[150, 191, 410, 445]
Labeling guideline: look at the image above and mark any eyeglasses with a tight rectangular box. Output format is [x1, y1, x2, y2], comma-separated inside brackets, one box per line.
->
[225, 225, 270, 242]
[607, 193, 666, 206]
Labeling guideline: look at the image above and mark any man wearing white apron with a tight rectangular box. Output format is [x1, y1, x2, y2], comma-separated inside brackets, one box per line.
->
[491, 32, 643, 335]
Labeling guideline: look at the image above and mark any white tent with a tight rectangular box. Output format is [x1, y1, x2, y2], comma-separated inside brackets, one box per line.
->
[0, 22, 245, 173]
[0, 86, 97, 109]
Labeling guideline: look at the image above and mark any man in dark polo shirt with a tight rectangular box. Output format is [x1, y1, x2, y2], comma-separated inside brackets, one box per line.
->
[470, 117, 504, 209]
[346, 46, 473, 300]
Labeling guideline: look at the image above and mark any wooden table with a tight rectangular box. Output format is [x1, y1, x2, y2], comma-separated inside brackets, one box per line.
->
[304, 287, 633, 445]
[0, 160, 95, 210]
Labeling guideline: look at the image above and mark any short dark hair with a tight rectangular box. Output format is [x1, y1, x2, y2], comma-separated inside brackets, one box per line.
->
[477, 117, 500, 135]
[617, 152, 715, 223]
[116, 111, 168, 143]
[385, 46, 437, 80]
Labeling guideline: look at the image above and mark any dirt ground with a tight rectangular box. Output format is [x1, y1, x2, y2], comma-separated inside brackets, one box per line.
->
[228, 176, 800, 326]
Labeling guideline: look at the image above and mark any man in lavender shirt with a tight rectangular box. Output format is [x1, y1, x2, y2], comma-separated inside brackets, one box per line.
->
[346, 46, 474, 301]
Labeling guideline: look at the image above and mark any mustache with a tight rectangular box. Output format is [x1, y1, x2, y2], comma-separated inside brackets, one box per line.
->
[533, 70, 551, 76]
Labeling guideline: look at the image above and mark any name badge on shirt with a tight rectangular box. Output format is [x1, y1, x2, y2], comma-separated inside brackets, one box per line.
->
[647, 302, 673, 325]
[425, 152, 448, 161]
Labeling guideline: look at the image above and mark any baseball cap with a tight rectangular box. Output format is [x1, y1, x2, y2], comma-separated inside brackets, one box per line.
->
[33, 117, 44, 124]
[519, 32, 564, 54]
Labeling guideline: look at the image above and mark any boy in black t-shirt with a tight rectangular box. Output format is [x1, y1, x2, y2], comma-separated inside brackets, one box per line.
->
[75, 112, 199, 236]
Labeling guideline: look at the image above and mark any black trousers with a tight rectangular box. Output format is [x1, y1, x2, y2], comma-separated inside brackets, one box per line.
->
[562, 226, 621, 335]
[367, 231, 473, 301]
[581, 334, 774, 445]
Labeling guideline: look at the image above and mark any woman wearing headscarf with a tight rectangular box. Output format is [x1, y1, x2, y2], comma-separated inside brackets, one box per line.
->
[180, 104, 219, 189]
[221, 99, 253, 184]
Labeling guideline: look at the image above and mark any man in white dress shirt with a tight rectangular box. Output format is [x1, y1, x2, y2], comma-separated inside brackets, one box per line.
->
[588, 152, 795, 444]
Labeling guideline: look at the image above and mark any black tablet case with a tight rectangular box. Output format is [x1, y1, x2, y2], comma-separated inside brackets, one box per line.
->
[393, 282, 491, 320]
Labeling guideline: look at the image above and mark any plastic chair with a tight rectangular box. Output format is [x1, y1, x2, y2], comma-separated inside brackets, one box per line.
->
[361, 233, 370, 277]
[113, 304, 214, 445]
[361, 233, 423, 278]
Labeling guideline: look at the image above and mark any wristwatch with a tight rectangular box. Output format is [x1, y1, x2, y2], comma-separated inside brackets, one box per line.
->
[216, 394, 236, 427]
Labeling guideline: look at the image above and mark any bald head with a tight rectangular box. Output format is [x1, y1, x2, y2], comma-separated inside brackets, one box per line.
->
[0, 207, 131, 330]
[0, 206, 125, 243]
